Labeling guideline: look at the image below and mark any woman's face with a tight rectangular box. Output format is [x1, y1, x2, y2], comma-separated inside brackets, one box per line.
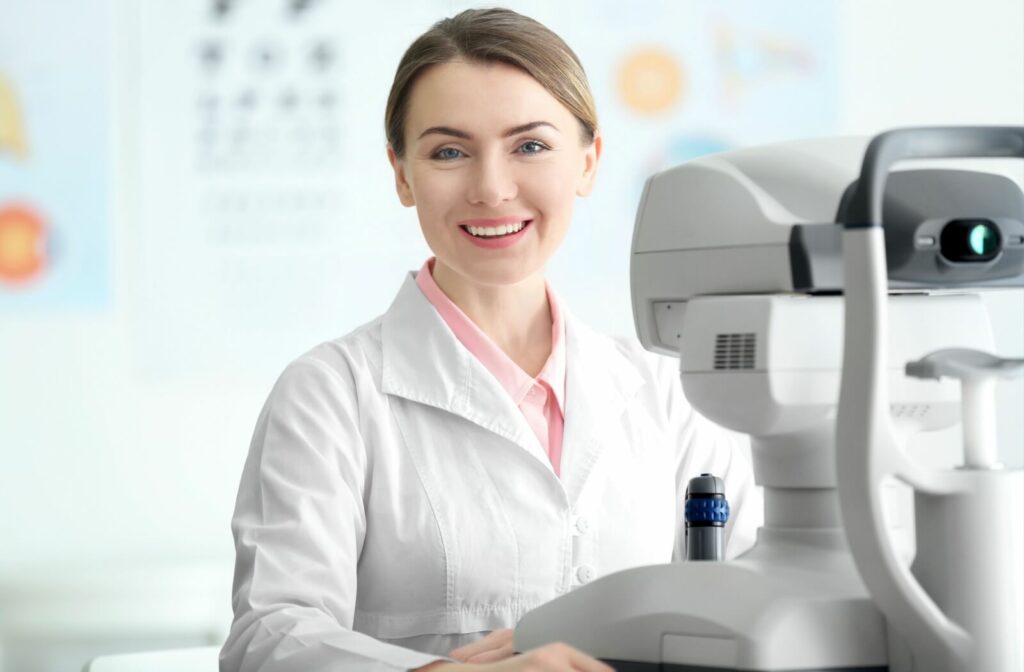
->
[388, 60, 601, 288]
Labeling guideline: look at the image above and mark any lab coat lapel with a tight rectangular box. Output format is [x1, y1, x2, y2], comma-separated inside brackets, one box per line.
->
[560, 314, 646, 507]
[380, 273, 553, 470]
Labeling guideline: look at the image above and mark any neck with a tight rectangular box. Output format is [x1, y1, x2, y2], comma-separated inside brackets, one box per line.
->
[432, 260, 553, 376]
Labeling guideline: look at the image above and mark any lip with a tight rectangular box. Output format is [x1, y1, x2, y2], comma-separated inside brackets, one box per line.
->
[457, 216, 533, 227]
[458, 219, 533, 250]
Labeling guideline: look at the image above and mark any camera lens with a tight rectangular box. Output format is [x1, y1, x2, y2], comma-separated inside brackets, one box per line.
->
[940, 219, 1002, 262]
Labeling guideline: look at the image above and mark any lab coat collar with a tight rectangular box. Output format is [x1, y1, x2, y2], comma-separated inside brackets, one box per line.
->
[381, 272, 645, 502]
[558, 308, 646, 504]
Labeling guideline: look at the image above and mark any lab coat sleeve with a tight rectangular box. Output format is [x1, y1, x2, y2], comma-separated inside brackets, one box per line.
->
[652, 354, 763, 562]
[220, 355, 448, 672]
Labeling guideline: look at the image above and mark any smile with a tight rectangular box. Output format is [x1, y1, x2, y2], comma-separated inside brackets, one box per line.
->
[457, 219, 533, 249]
[460, 220, 531, 238]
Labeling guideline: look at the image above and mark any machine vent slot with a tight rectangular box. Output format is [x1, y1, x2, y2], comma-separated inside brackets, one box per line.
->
[713, 333, 756, 370]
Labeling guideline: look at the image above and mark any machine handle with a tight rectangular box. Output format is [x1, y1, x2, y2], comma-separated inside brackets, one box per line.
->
[844, 126, 1024, 228]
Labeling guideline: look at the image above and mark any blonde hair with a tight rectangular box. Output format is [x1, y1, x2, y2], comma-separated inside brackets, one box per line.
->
[384, 7, 598, 158]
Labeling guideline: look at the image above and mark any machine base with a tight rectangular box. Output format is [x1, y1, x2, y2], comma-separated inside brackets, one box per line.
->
[515, 528, 890, 670]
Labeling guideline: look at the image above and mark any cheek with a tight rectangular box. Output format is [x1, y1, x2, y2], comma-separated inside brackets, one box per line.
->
[525, 159, 580, 213]
[410, 170, 461, 225]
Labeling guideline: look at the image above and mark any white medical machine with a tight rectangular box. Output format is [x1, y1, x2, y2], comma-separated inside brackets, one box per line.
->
[515, 127, 1024, 671]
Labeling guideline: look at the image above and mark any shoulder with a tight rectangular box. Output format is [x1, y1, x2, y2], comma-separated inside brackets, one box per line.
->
[565, 313, 686, 408]
[268, 314, 387, 405]
[568, 315, 678, 378]
[611, 333, 681, 387]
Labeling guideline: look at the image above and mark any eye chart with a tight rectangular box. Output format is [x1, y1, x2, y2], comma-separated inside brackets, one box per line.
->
[132, 0, 409, 380]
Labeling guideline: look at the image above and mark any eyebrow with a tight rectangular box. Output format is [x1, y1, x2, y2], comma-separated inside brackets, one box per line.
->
[416, 121, 558, 141]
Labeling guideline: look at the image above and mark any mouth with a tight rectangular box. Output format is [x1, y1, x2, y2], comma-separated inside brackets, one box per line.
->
[459, 219, 533, 239]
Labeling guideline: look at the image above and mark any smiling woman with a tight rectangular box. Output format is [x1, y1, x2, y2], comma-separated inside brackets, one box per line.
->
[219, 8, 760, 672]
[387, 59, 600, 356]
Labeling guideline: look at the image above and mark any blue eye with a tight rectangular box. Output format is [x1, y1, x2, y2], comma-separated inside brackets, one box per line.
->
[518, 140, 548, 154]
[433, 147, 464, 161]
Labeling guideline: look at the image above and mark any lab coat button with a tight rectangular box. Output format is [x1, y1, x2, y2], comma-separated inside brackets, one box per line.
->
[576, 565, 595, 584]
[574, 516, 590, 534]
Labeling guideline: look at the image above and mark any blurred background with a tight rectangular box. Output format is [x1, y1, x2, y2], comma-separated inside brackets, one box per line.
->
[0, 0, 1021, 670]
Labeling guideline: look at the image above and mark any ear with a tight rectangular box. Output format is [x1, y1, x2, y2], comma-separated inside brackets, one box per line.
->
[575, 130, 603, 197]
[387, 145, 416, 207]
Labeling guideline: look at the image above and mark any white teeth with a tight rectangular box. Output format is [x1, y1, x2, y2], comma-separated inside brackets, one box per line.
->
[467, 221, 528, 237]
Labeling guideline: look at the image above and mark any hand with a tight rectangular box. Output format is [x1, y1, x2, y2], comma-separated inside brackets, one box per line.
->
[415, 640, 615, 671]
[449, 628, 514, 664]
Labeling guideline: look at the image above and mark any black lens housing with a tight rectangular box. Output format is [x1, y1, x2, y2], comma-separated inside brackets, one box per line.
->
[939, 219, 1002, 263]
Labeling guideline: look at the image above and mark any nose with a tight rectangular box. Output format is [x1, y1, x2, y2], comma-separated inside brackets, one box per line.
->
[467, 152, 517, 207]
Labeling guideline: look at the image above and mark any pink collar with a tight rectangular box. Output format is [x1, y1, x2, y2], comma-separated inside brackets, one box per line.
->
[415, 258, 566, 412]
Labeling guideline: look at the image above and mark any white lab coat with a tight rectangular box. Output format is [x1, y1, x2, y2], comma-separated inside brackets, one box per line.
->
[220, 271, 761, 672]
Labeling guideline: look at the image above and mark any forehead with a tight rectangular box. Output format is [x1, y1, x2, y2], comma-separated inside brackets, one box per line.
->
[405, 60, 574, 135]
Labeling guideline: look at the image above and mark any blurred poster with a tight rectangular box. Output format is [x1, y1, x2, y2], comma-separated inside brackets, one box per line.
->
[569, 0, 838, 197]
[0, 0, 111, 310]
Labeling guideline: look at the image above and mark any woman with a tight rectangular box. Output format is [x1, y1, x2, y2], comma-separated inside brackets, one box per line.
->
[220, 8, 760, 672]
